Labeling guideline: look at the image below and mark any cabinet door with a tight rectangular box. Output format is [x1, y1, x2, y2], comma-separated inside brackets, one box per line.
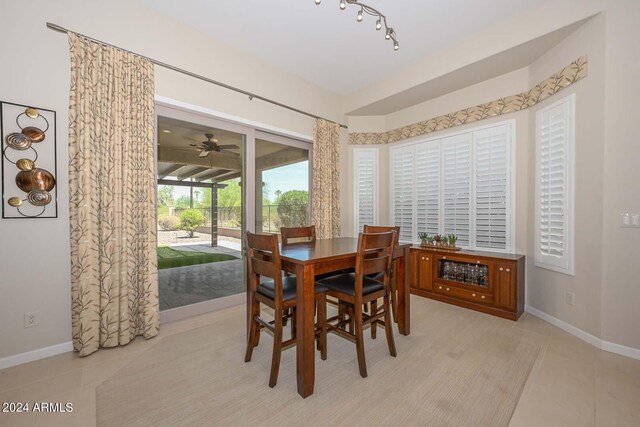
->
[416, 252, 433, 291]
[496, 262, 516, 310]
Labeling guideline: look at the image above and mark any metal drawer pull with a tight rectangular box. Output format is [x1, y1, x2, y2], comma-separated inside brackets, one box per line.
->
[481, 295, 486, 299]
[438, 286, 442, 290]
[476, 260, 480, 264]
[421, 257, 425, 260]
[426, 257, 429, 261]
[506, 268, 511, 272]
[472, 293, 476, 297]
[446, 287, 450, 291]
[499, 267, 504, 271]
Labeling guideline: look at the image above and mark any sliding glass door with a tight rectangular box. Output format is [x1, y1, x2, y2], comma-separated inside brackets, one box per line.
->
[155, 106, 252, 321]
[255, 132, 311, 233]
[155, 105, 312, 322]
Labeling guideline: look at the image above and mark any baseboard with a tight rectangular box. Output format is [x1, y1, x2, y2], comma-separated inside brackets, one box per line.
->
[524, 305, 640, 360]
[0, 341, 73, 370]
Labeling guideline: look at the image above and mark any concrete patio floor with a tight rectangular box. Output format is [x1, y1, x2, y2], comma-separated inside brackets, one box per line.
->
[158, 243, 244, 311]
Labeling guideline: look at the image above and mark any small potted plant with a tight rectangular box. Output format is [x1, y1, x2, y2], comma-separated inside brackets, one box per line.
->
[418, 232, 434, 246]
[434, 234, 443, 246]
[418, 232, 429, 245]
[447, 234, 458, 248]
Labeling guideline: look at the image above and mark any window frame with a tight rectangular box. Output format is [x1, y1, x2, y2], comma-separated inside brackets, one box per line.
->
[389, 119, 516, 253]
[353, 147, 379, 235]
[534, 94, 575, 275]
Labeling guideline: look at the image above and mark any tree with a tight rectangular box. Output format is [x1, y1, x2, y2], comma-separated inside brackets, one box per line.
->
[217, 179, 242, 208]
[157, 185, 174, 206]
[179, 209, 205, 238]
[277, 190, 308, 228]
[175, 195, 191, 209]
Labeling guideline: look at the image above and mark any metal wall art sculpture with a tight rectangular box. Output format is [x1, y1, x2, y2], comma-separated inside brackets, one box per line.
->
[1, 101, 57, 218]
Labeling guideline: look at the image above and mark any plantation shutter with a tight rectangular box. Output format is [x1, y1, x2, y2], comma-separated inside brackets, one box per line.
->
[391, 146, 414, 242]
[442, 134, 471, 246]
[354, 149, 377, 233]
[416, 140, 441, 236]
[474, 125, 509, 250]
[535, 95, 574, 274]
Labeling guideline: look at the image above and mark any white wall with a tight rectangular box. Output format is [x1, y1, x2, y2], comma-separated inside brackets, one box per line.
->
[600, 0, 640, 349]
[0, 0, 343, 360]
[527, 13, 606, 339]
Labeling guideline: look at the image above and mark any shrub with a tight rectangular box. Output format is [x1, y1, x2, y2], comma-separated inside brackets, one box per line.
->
[277, 190, 308, 228]
[179, 209, 205, 237]
[158, 215, 180, 231]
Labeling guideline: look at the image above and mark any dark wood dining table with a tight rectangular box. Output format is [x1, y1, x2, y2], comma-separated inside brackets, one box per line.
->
[275, 237, 411, 398]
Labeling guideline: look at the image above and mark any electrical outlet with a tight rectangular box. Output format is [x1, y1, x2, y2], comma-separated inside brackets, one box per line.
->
[565, 292, 575, 306]
[24, 311, 39, 328]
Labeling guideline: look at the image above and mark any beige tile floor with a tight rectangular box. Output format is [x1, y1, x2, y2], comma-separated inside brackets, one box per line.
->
[1, 297, 639, 427]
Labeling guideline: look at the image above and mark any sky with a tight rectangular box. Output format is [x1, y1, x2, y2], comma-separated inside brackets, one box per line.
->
[263, 160, 309, 200]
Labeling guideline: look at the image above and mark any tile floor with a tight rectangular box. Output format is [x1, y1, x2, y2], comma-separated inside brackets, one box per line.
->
[158, 244, 243, 310]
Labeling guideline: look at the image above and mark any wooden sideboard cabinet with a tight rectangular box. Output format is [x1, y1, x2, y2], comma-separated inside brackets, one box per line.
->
[410, 247, 525, 320]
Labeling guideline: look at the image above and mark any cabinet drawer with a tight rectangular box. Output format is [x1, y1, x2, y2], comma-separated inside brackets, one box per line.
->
[433, 283, 494, 305]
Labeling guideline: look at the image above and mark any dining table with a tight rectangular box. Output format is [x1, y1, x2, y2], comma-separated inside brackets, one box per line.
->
[271, 237, 411, 398]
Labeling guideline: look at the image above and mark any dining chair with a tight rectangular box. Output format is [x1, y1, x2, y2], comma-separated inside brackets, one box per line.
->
[316, 231, 397, 378]
[363, 225, 400, 332]
[244, 231, 328, 388]
[280, 225, 315, 326]
[280, 225, 316, 245]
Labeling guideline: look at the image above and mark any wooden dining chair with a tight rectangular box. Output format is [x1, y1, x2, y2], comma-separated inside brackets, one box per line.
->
[316, 231, 397, 378]
[279, 225, 315, 326]
[244, 231, 328, 388]
[363, 225, 400, 329]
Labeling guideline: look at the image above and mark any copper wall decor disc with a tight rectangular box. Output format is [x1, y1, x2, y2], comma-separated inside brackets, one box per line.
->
[15, 168, 56, 192]
[7, 196, 23, 207]
[16, 158, 35, 171]
[27, 190, 52, 206]
[25, 108, 40, 119]
[5, 132, 33, 150]
[21, 126, 45, 143]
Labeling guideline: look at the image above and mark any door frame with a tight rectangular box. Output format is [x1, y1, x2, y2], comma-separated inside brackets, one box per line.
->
[155, 103, 255, 323]
[154, 99, 313, 323]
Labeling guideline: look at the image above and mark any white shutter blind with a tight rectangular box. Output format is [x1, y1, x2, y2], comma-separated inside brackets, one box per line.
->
[416, 141, 441, 236]
[474, 126, 509, 250]
[391, 147, 414, 242]
[354, 149, 377, 233]
[535, 95, 574, 274]
[443, 134, 471, 246]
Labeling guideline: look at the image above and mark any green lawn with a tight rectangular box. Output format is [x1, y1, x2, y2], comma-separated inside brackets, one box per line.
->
[157, 246, 238, 270]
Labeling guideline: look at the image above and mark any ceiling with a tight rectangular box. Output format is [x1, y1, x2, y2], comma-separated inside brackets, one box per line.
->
[139, 0, 547, 95]
[348, 18, 590, 116]
[157, 117, 308, 183]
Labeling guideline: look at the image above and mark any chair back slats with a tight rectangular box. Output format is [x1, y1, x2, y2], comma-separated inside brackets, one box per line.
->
[362, 256, 388, 276]
[354, 231, 396, 301]
[363, 225, 400, 244]
[246, 231, 283, 302]
[251, 257, 278, 278]
[281, 225, 316, 245]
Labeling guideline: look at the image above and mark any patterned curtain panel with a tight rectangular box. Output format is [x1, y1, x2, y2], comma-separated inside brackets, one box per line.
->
[68, 33, 159, 357]
[311, 119, 341, 238]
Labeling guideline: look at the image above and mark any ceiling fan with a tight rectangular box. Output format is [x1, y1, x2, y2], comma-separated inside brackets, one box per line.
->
[190, 133, 239, 158]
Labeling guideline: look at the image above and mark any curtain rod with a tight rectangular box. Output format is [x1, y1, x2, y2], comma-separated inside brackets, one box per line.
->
[46, 22, 347, 129]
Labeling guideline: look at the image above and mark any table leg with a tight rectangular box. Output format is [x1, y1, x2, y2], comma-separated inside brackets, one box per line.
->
[396, 247, 411, 336]
[296, 263, 316, 398]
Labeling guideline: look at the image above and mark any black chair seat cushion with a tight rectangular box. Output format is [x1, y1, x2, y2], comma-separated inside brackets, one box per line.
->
[339, 268, 383, 281]
[257, 276, 328, 301]
[316, 273, 385, 297]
